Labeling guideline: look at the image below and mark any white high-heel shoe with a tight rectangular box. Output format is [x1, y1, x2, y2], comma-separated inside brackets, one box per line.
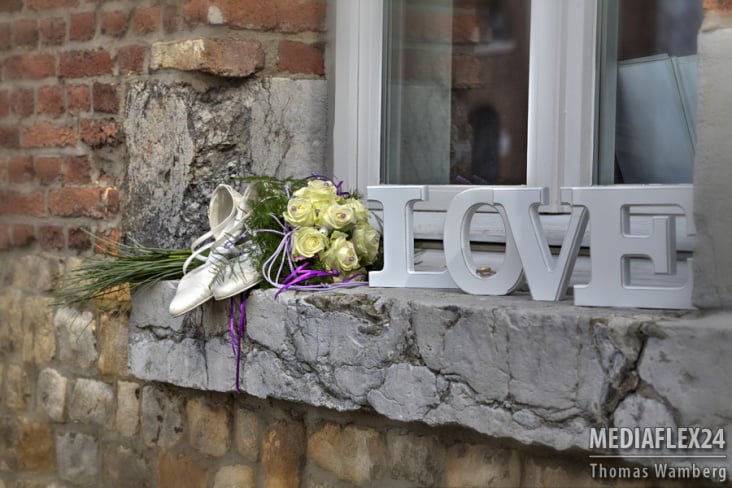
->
[169, 184, 261, 317]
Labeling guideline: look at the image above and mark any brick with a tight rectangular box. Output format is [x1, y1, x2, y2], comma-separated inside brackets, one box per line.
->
[49, 186, 117, 218]
[0, 22, 11, 50]
[163, 5, 179, 33]
[453, 13, 480, 43]
[189, 0, 326, 32]
[704, 0, 732, 15]
[94, 227, 120, 255]
[182, 0, 206, 24]
[37, 84, 65, 117]
[0, 226, 9, 250]
[14, 19, 39, 48]
[29, 0, 78, 9]
[118, 45, 145, 74]
[92, 82, 118, 113]
[0, 125, 19, 148]
[0, 90, 8, 117]
[22, 122, 76, 148]
[134, 6, 160, 34]
[80, 118, 122, 147]
[40, 17, 66, 46]
[39, 225, 64, 251]
[151, 38, 264, 77]
[0, 0, 22, 12]
[11, 223, 35, 247]
[67, 84, 90, 114]
[452, 52, 483, 88]
[60, 49, 114, 78]
[4, 54, 56, 79]
[69, 12, 95, 41]
[0, 190, 46, 217]
[35, 156, 63, 184]
[65, 154, 91, 183]
[68, 226, 92, 252]
[8, 155, 33, 183]
[278, 40, 324, 75]
[0, 156, 6, 182]
[11, 88, 33, 117]
[101, 11, 128, 37]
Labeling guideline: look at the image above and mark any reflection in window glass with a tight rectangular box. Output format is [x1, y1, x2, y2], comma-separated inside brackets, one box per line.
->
[381, 0, 530, 185]
[605, 0, 703, 184]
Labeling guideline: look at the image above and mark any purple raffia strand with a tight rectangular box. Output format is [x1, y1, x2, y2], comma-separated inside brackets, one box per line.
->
[274, 262, 339, 298]
[235, 294, 247, 393]
[227, 293, 248, 393]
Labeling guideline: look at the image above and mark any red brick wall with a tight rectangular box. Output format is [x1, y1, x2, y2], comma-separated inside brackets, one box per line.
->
[0, 0, 326, 254]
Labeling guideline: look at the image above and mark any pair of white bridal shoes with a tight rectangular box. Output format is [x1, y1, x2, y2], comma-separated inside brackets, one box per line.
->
[169, 184, 261, 317]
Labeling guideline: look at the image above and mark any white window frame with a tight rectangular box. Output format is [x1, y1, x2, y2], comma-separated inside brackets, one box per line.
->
[328, 0, 694, 251]
[330, 0, 597, 207]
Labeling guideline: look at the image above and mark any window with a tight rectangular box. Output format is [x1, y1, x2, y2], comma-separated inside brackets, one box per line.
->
[329, 0, 696, 252]
[597, 0, 702, 184]
[381, 0, 530, 186]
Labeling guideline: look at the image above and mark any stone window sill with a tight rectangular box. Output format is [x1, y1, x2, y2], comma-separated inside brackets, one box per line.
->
[129, 283, 732, 459]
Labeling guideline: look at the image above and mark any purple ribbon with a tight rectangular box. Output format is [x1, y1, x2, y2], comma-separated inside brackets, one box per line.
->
[274, 262, 339, 297]
[228, 293, 248, 393]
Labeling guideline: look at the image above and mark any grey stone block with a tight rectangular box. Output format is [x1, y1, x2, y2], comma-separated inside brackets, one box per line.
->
[129, 284, 732, 468]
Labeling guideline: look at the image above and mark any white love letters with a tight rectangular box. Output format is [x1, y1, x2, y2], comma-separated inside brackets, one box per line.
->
[367, 185, 695, 310]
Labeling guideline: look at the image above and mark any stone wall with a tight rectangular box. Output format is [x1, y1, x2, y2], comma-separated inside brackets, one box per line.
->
[3, 258, 701, 488]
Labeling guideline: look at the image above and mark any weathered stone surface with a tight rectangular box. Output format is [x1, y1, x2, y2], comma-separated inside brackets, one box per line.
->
[521, 456, 610, 488]
[157, 451, 208, 488]
[36, 368, 67, 421]
[122, 78, 327, 249]
[263, 421, 306, 488]
[130, 285, 732, 472]
[54, 307, 97, 370]
[186, 397, 231, 457]
[97, 312, 128, 376]
[56, 432, 98, 484]
[693, 26, 732, 309]
[367, 364, 440, 422]
[115, 380, 140, 437]
[3, 364, 31, 410]
[386, 431, 445, 487]
[141, 385, 184, 448]
[18, 417, 55, 471]
[9, 254, 62, 292]
[22, 295, 55, 364]
[151, 38, 264, 77]
[443, 444, 521, 488]
[101, 444, 151, 488]
[234, 407, 259, 462]
[68, 378, 114, 426]
[129, 333, 207, 389]
[0, 288, 23, 354]
[307, 424, 385, 486]
[213, 465, 256, 488]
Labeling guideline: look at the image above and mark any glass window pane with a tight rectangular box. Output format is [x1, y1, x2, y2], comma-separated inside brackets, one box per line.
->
[381, 0, 530, 185]
[599, 0, 703, 184]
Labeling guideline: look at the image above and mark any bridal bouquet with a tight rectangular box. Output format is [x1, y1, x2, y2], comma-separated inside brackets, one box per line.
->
[251, 175, 381, 293]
